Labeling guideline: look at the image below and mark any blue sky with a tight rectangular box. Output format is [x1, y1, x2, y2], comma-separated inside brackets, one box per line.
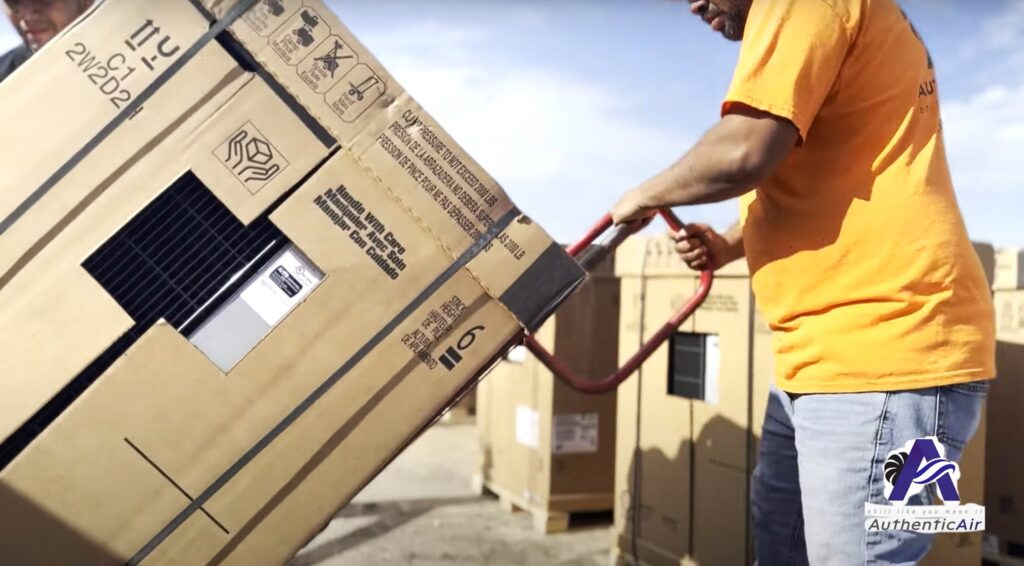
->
[2, 1, 1022, 247]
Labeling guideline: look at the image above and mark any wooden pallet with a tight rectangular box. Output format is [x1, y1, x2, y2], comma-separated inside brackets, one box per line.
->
[472, 473, 613, 534]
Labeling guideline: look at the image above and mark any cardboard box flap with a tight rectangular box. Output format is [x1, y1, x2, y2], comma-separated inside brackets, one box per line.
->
[0, 45, 254, 450]
[200, 0, 585, 329]
[0, 0, 247, 284]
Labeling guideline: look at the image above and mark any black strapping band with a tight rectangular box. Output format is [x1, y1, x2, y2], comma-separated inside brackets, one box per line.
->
[0, 0, 260, 238]
[126, 208, 520, 564]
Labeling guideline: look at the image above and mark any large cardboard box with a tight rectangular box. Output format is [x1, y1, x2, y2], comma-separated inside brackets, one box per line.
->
[988, 289, 1024, 554]
[611, 235, 758, 566]
[0, 1, 584, 564]
[476, 253, 619, 533]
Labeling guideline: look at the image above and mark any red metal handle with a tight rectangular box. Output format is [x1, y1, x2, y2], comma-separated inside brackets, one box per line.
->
[525, 209, 714, 394]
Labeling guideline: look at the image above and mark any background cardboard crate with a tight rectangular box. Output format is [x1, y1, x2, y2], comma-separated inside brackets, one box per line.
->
[611, 237, 993, 566]
[476, 251, 619, 534]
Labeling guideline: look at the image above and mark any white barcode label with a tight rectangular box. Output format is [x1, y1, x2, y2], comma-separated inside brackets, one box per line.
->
[704, 334, 720, 406]
[241, 247, 322, 325]
[515, 405, 539, 449]
[552, 413, 599, 454]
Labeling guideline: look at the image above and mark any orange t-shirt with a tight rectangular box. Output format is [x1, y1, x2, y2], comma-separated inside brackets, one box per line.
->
[726, 0, 995, 393]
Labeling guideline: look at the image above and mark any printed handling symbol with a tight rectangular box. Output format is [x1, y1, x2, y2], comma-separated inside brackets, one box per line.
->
[223, 128, 282, 185]
[238, 163, 280, 184]
[262, 0, 285, 17]
[293, 10, 321, 48]
[315, 41, 354, 78]
[226, 130, 248, 170]
[348, 76, 380, 102]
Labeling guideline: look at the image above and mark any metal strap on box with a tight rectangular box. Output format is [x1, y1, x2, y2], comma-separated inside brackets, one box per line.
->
[0, 0, 262, 238]
[127, 206, 519, 565]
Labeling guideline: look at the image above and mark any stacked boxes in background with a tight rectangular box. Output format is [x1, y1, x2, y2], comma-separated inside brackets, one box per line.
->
[988, 248, 1024, 556]
[609, 236, 994, 566]
[476, 252, 619, 533]
[611, 235, 763, 566]
[0, 0, 583, 563]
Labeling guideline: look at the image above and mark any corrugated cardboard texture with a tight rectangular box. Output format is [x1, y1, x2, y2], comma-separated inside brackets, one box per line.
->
[987, 290, 1024, 551]
[477, 256, 619, 515]
[614, 236, 754, 566]
[0, 0, 583, 563]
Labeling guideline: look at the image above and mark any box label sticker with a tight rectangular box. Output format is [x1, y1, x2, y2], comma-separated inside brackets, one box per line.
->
[241, 0, 298, 37]
[297, 36, 358, 94]
[241, 248, 323, 326]
[552, 413, 599, 455]
[215, 121, 289, 194]
[269, 266, 302, 297]
[516, 405, 539, 449]
[270, 7, 330, 65]
[704, 335, 720, 406]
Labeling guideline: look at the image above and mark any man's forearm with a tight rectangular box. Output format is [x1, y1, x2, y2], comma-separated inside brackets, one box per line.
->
[636, 122, 765, 209]
[639, 131, 760, 208]
[610, 109, 797, 226]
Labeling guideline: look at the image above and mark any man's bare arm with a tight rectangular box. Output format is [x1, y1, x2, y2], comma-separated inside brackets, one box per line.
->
[611, 105, 799, 223]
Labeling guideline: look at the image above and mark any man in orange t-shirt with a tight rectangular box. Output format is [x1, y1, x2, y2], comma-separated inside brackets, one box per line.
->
[611, 0, 994, 563]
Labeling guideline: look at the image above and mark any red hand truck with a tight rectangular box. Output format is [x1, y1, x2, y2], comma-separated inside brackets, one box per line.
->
[525, 209, 714, 394]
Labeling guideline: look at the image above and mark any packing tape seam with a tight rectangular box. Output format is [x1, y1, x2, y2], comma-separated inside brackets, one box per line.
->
[225, 26, 527, 327]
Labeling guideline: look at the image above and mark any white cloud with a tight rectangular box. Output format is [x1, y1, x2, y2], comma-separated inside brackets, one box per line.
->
[941, 1, 1024, 199]
[942, 82, 1024, 195]
[353, 19, 714, 241]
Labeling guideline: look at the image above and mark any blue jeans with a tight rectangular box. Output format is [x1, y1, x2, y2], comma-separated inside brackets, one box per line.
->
[751, 381, 988, 565]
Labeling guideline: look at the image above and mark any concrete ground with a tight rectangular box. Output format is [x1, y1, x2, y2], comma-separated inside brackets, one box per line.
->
[290, 423, 612, 566]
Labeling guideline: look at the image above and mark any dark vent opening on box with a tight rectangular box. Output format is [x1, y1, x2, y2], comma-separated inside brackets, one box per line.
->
[668, 333, 706, 400]
[0, 172, 287, 470]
